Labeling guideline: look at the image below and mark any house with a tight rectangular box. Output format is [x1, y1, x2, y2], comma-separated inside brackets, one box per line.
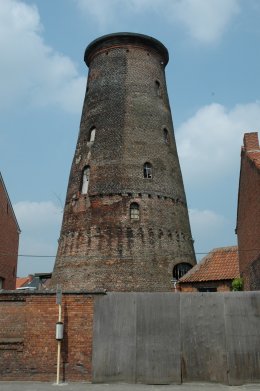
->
[178, 246, 240, 292]
[16, 273, 52, 291]
[236, 132, 260, 290]
[0, 172, 20, 290]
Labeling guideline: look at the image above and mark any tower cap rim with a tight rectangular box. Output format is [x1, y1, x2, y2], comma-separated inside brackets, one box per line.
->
[84, 32, 169, 66]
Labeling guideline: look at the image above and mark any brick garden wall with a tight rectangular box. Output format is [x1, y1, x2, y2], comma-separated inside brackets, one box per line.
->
[0, 292, 98, 382]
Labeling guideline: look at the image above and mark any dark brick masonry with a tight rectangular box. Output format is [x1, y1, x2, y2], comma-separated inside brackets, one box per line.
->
[51, 33, 196, 291]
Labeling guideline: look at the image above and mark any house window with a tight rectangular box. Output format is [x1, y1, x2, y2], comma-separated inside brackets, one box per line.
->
[198, 287, 217, 292]
[173, 263, 192, 280]
[81, 166, 90, 194]
[144, 162, 153, 179]
[163, 128, 170, 144]
[89, 126, 96, 143]
[0, 277, 3, 289]
[130, 203, 139, 220]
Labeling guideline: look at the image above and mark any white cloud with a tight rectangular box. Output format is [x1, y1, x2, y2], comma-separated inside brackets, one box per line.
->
[13, 201, 62, 276]
[14, 201, 62, 230]
[171, 0, 240, 44]
[0, 0, 85, 112]
[74, 0, 240, 43]
[189, 208, 236, 259]
[176, 101, 260, 185]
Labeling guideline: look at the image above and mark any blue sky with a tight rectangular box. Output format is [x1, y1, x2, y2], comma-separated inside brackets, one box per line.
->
[0, 0, 259, 276]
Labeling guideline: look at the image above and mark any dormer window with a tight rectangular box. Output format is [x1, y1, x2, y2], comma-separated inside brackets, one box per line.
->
[81, 166, 90, 194]
[144, 162, 153, 179]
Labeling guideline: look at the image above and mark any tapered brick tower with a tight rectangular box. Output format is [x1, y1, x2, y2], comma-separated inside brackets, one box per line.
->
[51, 33, 196, 291]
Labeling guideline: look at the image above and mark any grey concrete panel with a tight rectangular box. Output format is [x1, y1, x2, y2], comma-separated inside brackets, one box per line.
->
[92, 293, 137, 383]
[181, 293, 228, 384]
[224, 292, 260, 385]
[136, 293, 181, 384]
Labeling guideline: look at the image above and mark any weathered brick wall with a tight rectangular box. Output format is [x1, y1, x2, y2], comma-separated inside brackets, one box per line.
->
[51, 33, 196, 292]
[0, 292, 96, 382]
[237, 134, 260, 290]
[0, 179, 19, 290]
[53, 195, 195, 292]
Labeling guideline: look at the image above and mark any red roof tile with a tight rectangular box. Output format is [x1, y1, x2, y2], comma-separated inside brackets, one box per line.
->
[16, 277, 31, 288]
[179, 246, 240, 283]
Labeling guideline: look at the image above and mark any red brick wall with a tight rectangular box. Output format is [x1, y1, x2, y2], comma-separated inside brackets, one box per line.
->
[237, 136, 260, 290]
[0, 179, 19, 290]
[180, 281, 232, 292]
[0, 292, 96, 382]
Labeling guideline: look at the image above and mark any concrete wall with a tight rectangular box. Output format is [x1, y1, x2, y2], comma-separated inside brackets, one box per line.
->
[92, 292, 260, 385]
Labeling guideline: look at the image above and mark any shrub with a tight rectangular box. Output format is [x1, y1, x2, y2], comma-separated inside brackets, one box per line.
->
[232, 278, 244, 291]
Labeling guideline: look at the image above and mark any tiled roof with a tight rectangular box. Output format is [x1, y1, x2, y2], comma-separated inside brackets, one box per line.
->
[16, 277, 31, 288]
[179, 246, 240, 283]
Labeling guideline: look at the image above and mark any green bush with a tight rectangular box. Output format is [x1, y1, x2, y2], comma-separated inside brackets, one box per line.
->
[232, 278, 244, 291]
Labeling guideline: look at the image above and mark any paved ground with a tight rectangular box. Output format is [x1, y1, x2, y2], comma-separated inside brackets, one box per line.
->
[0, 383, 259, 391]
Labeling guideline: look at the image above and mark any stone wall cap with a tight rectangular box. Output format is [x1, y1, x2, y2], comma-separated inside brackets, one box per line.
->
[0, 289, 106, 296]
[84, 32, 169, 66]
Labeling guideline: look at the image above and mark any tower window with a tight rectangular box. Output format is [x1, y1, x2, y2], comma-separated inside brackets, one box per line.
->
[130, 203, 139, 220]
[0, 277, 3, 289]
[81, 166, 90, 194]
[163, 128, 170, 144]
[155, 80, 161, 97]
[173, 263, 192, 280]
[144, 162, 153, 179]
[88, 126, 96, 143]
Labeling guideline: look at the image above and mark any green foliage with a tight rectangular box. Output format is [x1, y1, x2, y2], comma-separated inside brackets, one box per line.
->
[232, 278, 244, 291]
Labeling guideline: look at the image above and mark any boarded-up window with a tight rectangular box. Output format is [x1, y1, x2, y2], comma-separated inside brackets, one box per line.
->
[89, 127, 96, 143]
[81, 166, 90, 194]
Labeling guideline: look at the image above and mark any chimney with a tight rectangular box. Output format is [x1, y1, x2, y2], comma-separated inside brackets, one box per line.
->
[243, 132, 259, 151]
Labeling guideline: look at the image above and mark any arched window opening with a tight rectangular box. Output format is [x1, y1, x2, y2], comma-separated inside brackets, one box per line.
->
[88, 126, 96, 143]
[144, 162, 153, 179]
[173, 263, 192, 281]
[0, 277, 4, 290]
[130, 203, 139, 220]
[163, 128, 170, 144]
[81, 166, 90, 194]
[155, 80, 161, 97]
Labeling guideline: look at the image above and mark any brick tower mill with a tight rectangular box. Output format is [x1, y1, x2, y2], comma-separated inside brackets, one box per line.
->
[50, 33, 196, 291]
